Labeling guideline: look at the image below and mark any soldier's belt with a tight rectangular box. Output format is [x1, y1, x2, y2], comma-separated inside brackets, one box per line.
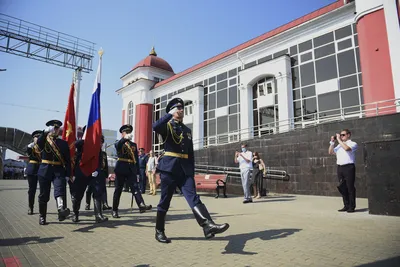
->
[118, 158, 135, 163]
[29, 160, 39, 164]
[164, 152, 189, 159]
[41, 160, 62, 165]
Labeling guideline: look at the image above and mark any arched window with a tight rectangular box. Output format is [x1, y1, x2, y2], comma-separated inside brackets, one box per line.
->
[128, 101, 134, 125]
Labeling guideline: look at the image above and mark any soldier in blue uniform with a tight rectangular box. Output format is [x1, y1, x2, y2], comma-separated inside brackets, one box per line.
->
[26, 130, 42, 215]
[112, 124, 152, 218]
[138, 148, 149, 194]
[70, 127, 108, 223]
[153, 98, 229, 243]
[36, 120, 71, 225]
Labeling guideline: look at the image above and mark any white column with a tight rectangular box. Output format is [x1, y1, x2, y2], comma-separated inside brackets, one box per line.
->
[239, 84, 254, 141]
[276, 57, 294, 132]
[383, 0, 400, 111]
[187, 86, 204, 150]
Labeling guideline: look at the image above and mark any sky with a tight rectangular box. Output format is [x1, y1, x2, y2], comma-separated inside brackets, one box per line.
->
[0, 0, 336, 159]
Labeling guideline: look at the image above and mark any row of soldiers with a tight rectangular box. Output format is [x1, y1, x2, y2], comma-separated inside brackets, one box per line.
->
[25, 97, 229, 243]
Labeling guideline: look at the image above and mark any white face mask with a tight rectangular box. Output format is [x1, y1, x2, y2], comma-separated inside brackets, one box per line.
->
[241, 148, 247, 152]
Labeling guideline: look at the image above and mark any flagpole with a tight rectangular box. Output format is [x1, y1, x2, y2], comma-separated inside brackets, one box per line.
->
[74, 67, 82, 138]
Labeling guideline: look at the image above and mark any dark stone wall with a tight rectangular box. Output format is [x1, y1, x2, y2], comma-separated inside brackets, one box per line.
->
[364, 139, 400, 216]
[195, 113, 400, 198]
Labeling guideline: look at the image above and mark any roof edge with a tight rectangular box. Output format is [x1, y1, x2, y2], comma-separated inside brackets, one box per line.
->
[154, 0, 345, 88]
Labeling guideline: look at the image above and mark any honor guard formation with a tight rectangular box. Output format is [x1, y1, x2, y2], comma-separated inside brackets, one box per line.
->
[25, 98, 229, 243]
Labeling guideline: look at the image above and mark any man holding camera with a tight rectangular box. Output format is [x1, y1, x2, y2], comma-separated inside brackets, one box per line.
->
[329, 129, 358, 213]
[234, 143, 253, 204]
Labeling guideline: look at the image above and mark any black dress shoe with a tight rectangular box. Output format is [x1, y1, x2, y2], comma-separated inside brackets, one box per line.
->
[139, 204, 152, 213]
[28, 208, 34, 215]
[112, 211, 120, 218]
[39, 217, 48, 225]
[347, 209, 355, 213]
[338, 207, 349, 212]
[155, 230, 171, 243]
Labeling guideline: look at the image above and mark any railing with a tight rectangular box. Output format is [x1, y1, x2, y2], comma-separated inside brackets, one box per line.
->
[191, 98, 400, 148]
[195, 164, 289, 181]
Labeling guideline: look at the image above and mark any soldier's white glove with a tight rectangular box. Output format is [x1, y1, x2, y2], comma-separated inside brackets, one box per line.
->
[27, 142, 34, 148]
[168, 106, 178, 115]
[65, 177, 69, 182]
[137, 175, 140, 182]
[92, 171, 98, 177]
[124, 133, 133, 140]
[45, 126, 55, 133]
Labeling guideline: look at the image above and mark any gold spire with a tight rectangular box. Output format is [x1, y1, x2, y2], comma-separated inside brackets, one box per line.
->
[149, 46, 157, 56]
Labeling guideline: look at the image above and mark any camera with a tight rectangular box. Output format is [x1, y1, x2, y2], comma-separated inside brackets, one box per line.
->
[333, 136, 337, 140]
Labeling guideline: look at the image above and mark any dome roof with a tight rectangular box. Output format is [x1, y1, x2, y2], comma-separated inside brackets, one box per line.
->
[132, 47, 174, 73]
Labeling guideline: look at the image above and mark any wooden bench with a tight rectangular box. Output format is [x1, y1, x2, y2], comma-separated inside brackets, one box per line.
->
[194, 174, 228, 198]
[107, 174, 116, 187]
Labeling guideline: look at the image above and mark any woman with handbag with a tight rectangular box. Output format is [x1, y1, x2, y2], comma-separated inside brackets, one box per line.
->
[252, 152, 266, 199]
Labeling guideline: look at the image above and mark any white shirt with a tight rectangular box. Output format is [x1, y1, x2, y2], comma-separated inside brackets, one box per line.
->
[334, 140, 358, 165]
[237, 151, 253, 169]
[146, 157, 157, 172]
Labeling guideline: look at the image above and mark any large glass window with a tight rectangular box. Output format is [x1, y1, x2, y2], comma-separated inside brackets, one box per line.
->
[128, 101, 134, 125]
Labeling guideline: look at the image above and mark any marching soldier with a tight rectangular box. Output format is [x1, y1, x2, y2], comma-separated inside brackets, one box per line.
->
[152, 98, 229, 243]
[70, 127, 108, 223]
[112, 124, 152, 218]
[88, 134, 109, 223]
[36, 120, 71, 225]
[26, 130, 42, 215]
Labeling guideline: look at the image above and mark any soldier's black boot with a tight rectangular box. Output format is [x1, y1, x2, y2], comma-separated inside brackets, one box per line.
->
[56, 196, 70, 221]
[102, 201, 112, 210]
[71, 197, 80, 223]
[94, 199, 108, 223]
[28, 195, 34, 215]
[139, 202, 153, 213]
[155, 211, 170, 244]
[39, 203, 48, 225]
[192, 203, 229, 239]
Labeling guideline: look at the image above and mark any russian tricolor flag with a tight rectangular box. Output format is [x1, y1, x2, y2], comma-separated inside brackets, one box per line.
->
[80, 54, 103, 176]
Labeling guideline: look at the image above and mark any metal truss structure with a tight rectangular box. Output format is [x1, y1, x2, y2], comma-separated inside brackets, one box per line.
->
[0, 13, 95, 73]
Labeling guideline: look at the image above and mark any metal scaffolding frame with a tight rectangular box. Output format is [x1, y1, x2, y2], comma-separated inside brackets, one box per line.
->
[0, 13, 95, 73]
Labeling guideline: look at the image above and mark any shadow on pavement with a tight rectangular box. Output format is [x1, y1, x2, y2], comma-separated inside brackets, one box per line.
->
[355, 256, 400, 267]
[71, 211, 244, 233]
[171, 228, 302, 255]
[251, 198, 296, 204]
[0, 236, 63, 246]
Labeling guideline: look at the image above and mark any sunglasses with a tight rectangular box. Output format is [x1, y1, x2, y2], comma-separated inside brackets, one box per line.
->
[340, 134, 347, 136]
[176, 106, 183, 110]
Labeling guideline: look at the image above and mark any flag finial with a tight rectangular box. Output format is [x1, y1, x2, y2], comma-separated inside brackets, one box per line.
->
[98, 48, 104, 58]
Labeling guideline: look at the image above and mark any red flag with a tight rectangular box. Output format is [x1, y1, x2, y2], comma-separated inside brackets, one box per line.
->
[62, 82, 76, 176]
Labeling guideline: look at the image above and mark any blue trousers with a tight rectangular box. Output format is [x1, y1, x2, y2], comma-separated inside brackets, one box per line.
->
[27, 174, 38, 204]
[139, 168, 147, 193]
[157, 170, 202, 213]
[113, 171, 144, 211]
[38, 174, 66, 204]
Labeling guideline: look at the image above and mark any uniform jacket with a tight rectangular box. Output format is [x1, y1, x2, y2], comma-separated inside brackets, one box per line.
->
[36, 131, 71, 178]
[25, 144, 41, 176]
[114, 138, 140, 176]
[152, 113, 195, 176]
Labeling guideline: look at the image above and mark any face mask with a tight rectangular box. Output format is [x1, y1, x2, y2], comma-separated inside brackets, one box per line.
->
[241, 148, 247, 152]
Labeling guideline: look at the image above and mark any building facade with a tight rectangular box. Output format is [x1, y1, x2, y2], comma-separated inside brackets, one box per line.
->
[116, 0, 400, 154]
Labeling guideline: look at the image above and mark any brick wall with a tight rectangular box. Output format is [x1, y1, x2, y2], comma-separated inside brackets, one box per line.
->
[195, 113, 400, 198]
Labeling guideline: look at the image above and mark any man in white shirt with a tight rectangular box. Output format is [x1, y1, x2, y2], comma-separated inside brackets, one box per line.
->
[234, 143, 253, 203]
[329, 129, 358, 213]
